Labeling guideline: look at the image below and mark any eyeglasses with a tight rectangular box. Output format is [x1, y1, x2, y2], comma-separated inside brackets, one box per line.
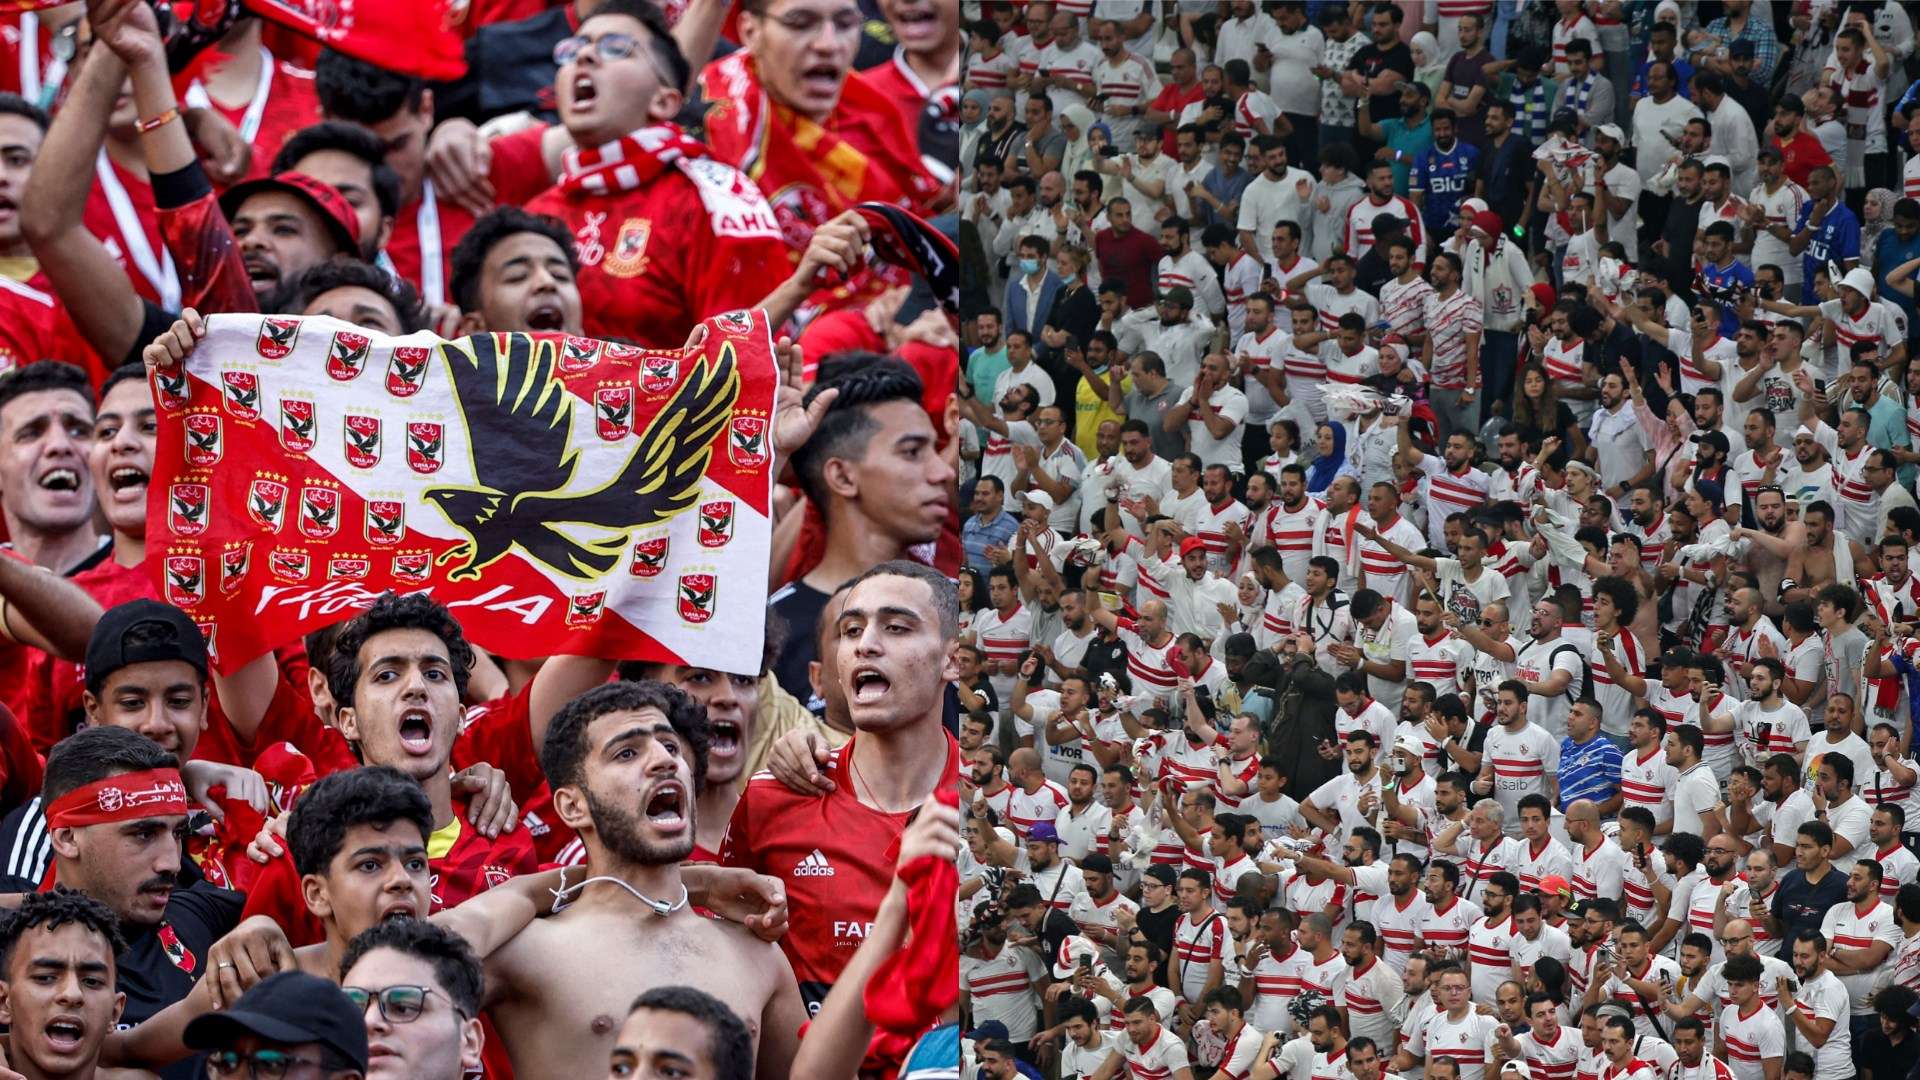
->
[342, 984, 459, 1023]
[205, 1049, 342, 1079]
[553, 32, 649, 66]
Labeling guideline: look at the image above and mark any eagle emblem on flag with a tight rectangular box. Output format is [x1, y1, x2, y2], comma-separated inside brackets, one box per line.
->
[220, 371, 260, 420]
[256, 317, 299, 359]
[165, 556, 204, 607]
[328, 330, 372, 381]
[677, 573, 716, 623]
[387, 347, 431, 397]
[169, 483, 209, 537]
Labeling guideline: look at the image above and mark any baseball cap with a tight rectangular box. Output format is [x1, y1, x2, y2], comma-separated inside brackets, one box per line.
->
[1503, 1062, 1533, 1080]
[1179, 536, 1208, 558]
[1081, 853, 1115, 875]
[85, 599, 209, 695]
[1159, 285, 1195, 309]
[219, 171, 361, 256]
[1027, 821, 1060, 843]
[1144, 864, 1178, 886]
[1729, 40, 1756, 59]
[1025, 489, 1056, 511]
[1394, 734, 1425, 760]
[1595, 123, 1625, 143]
[965, 1020, 1010, 1042]
[182, 971, 369, 1072]
[1539, 875, 1573, 900]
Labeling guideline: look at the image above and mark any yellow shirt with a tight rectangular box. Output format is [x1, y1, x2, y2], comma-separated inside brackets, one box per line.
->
[1074, 370, 1129, 462]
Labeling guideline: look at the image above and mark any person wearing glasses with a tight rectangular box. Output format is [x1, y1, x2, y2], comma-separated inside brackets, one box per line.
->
[337, 919, 484, 1080]
[180, 970, 367, 1080]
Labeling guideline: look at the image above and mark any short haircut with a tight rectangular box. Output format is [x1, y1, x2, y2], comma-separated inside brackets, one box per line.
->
[314, 49, 426, 125]
[272, 120, 402, 218]
[583, 0, 692, 91]
[43, 725, 178, 807]
[625, 985, 753, 1080]
[339, 917, 484, 1016]
[0, 92, 49, 133]
[448, 207, 579, 314]
[270, 257, 426, 332]
[0, 361, 92, 425]
[286, 766, 434, 877]
[845, 558, 961, 641]
[791, 356, 927, 508]
[541, 680, 712, 796]
[326, 592, 476, 709]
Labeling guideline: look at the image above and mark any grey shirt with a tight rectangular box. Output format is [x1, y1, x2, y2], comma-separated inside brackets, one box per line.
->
[1123, 383, 1186, 459]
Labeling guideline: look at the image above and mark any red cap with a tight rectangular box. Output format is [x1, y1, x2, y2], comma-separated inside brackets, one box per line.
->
[219, 171, 361, 255]
[1530, 282, 1557, 310]
[1472, 210, 1504, 238]
[1179, 537, 1207, 558]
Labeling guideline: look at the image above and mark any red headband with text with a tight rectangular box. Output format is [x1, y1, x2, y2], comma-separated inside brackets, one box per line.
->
[47, 769, 190, 828]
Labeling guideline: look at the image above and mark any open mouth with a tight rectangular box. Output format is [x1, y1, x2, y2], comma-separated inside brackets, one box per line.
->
[243, 256, 279, 285]
[801, 64, 843, 97]
[37, 466, 80, 494]
[643, 781, 687, 831]
[44, 1018, 83, 1053]
[108, 464, 149, 497]
[710, 719, 741, 758]
[379, 901, 417, 921]
[396, 709, 435, 754]
[525, 299, 566, 331]
[571, 74, 598, 107]
[850, 666, 891, 705]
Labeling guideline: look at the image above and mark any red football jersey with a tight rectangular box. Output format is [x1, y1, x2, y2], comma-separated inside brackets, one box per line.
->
[382, 182, 476, 309]
[524, 165, 791, 347]
[719, 731, 961, 1013]
[0, 274, 106, 386]
[81, 154, 175, 308]
[451, 684, 546, 804]
[187, 52, 322, 187]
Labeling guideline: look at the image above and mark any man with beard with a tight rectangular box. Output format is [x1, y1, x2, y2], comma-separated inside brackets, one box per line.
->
[1731, 487, 1805, 618]
[1787, 932, 1853, 1080]
[726, 562, 957, 1019]
[1784, 165, 1859, 304]
[1818, 860, 1898, 1046]
[1783, 503, 1864, 605]
[1676, 835, 1742, 964]
[1765, 96, 1832, 189]
[1730, 656, 1808, 766]
[0, 888, 128, 1080]
[1155, 218, 1223, 321]
[1495, 991, 1580, 1080]
[1463, 870, 1521, 1005]
[1586, 372, 1654, 503]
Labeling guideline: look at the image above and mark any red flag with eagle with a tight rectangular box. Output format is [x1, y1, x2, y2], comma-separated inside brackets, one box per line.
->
[147, 309, 778, 674]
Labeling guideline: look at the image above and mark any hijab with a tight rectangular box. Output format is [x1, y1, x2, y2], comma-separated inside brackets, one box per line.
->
[1306, 422, 1350, 494]
[1410, 31, 1451, 97]
[1060, 102, 1098, 182]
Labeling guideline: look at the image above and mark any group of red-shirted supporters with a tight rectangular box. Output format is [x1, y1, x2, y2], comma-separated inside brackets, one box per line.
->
[0, 0, 964, 1078]
[957, 1, 1920, 1078]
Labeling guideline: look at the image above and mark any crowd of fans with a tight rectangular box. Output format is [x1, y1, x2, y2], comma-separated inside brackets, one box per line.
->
[956, 0, 1920, 1077]
[0, 0, 965, 1078]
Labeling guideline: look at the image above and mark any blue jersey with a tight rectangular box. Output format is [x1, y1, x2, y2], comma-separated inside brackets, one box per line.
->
[1412, 140, 1481, 236]
[1796, 200, 1861, 302]
[1699, 259, 1755, 337]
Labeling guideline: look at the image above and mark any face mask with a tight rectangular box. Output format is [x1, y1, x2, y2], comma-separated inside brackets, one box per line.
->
[1019, 257, 1042, 276]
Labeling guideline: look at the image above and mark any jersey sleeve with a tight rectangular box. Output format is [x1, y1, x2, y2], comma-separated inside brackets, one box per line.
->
[450, 682, 545, 803]
[152, 163, 259, 318]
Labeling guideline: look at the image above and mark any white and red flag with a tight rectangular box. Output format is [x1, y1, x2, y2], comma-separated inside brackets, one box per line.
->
[148, 310, 778, 674]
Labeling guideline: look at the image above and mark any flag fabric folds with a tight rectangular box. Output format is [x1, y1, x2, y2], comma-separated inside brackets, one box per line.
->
[147, 310, 779, 675]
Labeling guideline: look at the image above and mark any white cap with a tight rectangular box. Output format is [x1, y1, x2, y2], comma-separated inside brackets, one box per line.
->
[1459, 197, 1489, 219]
[1395, 735, 1425, 760]
[1051, 934, 1106, 979]
[1025, 489, 1056, 511]
[1503, 1063, 1533, 1080]
[1595, 123, 1625, 143]
[1840, 267, 1877, 298]
[1794, 424, 1817, 440]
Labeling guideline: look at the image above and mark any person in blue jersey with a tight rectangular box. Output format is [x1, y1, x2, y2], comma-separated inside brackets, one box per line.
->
[1697, 221, 1756, 338]
[1412, 110, 1483, 239]
[1789, 164, 1861, 303]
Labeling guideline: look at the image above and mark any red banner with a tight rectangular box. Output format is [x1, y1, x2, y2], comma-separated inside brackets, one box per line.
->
[147, 310, 779, 674]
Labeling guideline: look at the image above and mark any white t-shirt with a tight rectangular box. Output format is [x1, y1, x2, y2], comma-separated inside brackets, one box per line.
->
[1820, 896, 1903, 1013]
[1512, 638, 1587, 739]
[1792, 968, 1853, 1080]
[1481, 722, 1560, 834]
[1669, 763, 1721, 838]
[1175, 383, 1250, 472]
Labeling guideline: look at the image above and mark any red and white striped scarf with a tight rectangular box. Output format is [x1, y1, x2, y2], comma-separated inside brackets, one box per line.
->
[557, 123, 781, 242]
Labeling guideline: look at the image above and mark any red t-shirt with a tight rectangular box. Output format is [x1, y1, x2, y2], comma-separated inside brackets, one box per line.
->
[1149, 81, 1208, 155]
[719, 730, 961, 1012]
[1771, 131, 1834, 189]
[0, 274, 105, 386]
[451, 684, 546, 805]
[190, 55, 322, 187]
[525, 166, 791, 347]
[0, 12, 58, 100]
[81, 154, 174, 308]
[382, 184, 477, 309]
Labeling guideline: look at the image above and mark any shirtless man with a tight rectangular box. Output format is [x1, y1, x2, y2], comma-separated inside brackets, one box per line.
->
[1732, 487, 1806, 618]
[484, 680, 806, 1079]
[1782, 501, 1864, 606]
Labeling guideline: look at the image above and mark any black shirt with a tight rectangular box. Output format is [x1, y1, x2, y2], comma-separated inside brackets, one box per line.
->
[1350, 41, 1415, 123]
[1773, 863, 1849, 948]
[770, 579, 833, 712]
[1081, 633, 1130, 691]
[1134, 902, 1180, 987]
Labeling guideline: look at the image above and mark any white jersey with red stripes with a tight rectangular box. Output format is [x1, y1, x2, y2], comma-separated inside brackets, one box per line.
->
[1345, 193, 1425, 261]
[1571, 838, 1631, 906]
[1423, 1008, 1498, 1080]
[1419, 894, 1483, 957]
[1340, 955, 1406, 1048]
[1515, 1023, 1583, 1080]
[1260, 496, 1325, 584]
[1718, 1000, 1784, 1080]
[1821, 895, 1903, 1011]
[1306, 280, 1381, 337]
[1466, 912, 1520, 1002]
[1115, 619, 1184, 705]
[1358, 515, 1426, 607]
[1370, 888, 1433, 972]
[1818, 297, 1907, 360]
[1410, 630, 1475, 701]
[1173, 909, 1229, 1002]
[1413, 457, 1491, 549]
[1619, 744, 1676, 826]
[1003, 779, 1070, 839]
[1515, 835, 1575, 895]
[1120, 1025, 1192, 1079]
[1248, 944, 1311, 1033]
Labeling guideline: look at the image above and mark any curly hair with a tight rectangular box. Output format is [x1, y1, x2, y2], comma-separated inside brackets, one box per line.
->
[0, 887, 126, 973]
[287, 766, 433, 877]
[540, 680, 711, 795]
[447, 207, 578, 315]
[324, 592, 475, 710]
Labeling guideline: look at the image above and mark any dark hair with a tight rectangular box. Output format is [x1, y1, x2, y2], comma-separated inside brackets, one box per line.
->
[0, 91, 48, 132]
[1592, 575, 1639, 624]
[0, 887, 125, 975]
[326, 592, 475, 709]
[97, 361, 148, 407]
[287, 766, 434, 877]
[313, 49, 426, 125]
[271, 258, 425, 332]
[448, 207, 578, 315]
[541, 680, 711, 795]
[791, 356, 927, 508]
[845, 558, 961, 641]
[339, 917, 483, 1016]
[583, 0, 692, 91]
[624, 986, 752, 1080]
[43, 725, 179, 806]
[0, 361, 92, 424]
[272, 121, 402, 218]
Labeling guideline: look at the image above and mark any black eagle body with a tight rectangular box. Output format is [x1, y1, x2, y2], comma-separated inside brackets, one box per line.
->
[424, 333, 740, 581]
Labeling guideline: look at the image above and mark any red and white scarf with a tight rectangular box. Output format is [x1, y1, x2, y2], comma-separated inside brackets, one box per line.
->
[558, 123, 782, 243]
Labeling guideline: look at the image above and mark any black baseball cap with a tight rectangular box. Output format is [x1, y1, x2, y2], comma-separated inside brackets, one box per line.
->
[84, 599, 209, 695]
[1143, 864, 1178, 886]
[182, 971, 369, 1072]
